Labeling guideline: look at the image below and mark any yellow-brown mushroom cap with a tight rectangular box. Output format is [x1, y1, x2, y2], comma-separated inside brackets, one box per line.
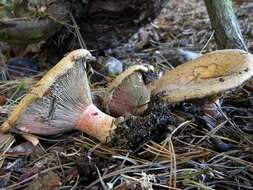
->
[150, 49, 253, 103]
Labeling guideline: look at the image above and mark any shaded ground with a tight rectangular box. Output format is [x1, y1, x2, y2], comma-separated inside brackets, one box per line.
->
[1, 0, 253, 189]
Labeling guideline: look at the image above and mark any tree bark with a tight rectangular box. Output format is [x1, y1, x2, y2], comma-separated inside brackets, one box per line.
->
[204, 0, 247, 51]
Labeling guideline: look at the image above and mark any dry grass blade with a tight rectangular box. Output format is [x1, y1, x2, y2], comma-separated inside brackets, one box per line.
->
[0, 133, 15, 155]
[167, 138, 176, 188]
[0, 133, 15, 167]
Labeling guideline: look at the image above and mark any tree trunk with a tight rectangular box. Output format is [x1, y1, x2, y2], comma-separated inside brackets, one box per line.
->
[204, 0, 247, 51]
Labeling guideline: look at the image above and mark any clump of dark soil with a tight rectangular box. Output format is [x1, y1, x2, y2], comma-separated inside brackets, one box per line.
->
[110, 98, 176, 149]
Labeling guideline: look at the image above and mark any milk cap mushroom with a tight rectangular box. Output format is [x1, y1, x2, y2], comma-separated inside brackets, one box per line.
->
[150, 49, 253, 102]
[103, 65, 153, 117]
[0, 49, 116, 142]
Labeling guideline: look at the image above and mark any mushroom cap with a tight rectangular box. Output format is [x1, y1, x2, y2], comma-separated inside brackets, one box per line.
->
[150, 49, 253, 103]
[1, 49, 117, 142]
[1, 49, 94, 133]
[104, 65, 153, 117]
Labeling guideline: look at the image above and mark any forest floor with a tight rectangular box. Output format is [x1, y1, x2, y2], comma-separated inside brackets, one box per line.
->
[1, 0, 253, 189]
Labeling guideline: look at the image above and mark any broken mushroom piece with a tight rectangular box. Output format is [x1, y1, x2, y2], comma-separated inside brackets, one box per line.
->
[103, 65, 153, 117]
[150, 49, 253, 104]
[0, 49, 116, 143]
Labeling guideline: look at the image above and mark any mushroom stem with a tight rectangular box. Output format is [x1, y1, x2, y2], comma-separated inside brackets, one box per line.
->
[75, 104, 116, 142]
[202, 99, 221, 118]
[200, 99, 232, 152]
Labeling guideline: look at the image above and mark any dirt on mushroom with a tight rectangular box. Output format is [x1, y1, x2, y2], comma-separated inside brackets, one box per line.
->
[110, 98, 177, 149]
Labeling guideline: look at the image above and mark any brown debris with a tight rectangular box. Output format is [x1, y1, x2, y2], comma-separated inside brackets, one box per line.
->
[24, 171, 61, 190]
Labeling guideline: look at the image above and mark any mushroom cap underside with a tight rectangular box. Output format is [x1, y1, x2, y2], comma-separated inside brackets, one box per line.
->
[0, 49, 94, 133]
[104, 65, 152, 116]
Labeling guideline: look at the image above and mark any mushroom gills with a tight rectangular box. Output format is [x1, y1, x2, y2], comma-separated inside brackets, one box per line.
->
[2, 49, 116, 142]
[16, 61, 92, 135]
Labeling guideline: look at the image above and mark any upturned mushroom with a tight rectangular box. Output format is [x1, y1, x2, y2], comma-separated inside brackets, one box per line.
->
[0, 49, 117, 142]
[149, 49, 253, 108]
[103, 65, 152, 117]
